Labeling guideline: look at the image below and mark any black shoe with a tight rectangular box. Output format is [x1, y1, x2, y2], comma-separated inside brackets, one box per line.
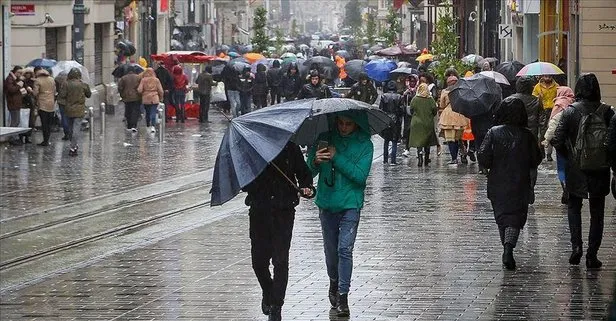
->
[561, 191, 569, 205]
[502, 244, 516, 270]
[468, 151, 476, 162]
[424, 156, 431, 166]
[268, 306, 281, 321]
[61, 135, 70, 141]
[569, 245, 583, 265]
[546, 154, 553, 162]
[23, 137, 32, 144]
[586, 255, 602, 269]
[336, 293, 350, 317]
[261, 295, 271, 315]
[69, 148, 78, 156]
[417, 155, 424, 167]
[460, 155, 468, 164]
[38, 141, 49, 146]
[329, 279, 339, 309]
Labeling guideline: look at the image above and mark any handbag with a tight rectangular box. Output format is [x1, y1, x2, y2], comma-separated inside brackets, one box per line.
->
[211, 82, 227, 102]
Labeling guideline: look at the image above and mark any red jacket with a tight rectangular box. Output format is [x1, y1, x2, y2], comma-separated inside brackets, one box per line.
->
[172, 65, 188, 92]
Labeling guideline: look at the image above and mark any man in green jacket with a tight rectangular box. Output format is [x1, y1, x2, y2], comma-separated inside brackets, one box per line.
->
[306, 110, 374, 318]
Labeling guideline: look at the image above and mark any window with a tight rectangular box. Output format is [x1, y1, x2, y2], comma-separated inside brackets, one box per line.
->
[94, 23, 103, 85]
[45, 28, 58, 60]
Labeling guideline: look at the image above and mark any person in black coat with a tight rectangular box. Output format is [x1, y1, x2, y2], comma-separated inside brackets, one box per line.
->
[551, 73, 614, 269]
[379, 81, 404, 164]
[155, 62, 174, 120]
[238, 66, 254, 115]
[253, 63, 268, 109]
[608, 114, 616, 171]
[242, 142, 314, 321]
[267, 60, 283, 105]
[296, 70, 332, 100]
[478, 97, 543, 270]
[279, 62, 302, 101]
[345, 72, 378, 105]
[510, 76, 543, 139]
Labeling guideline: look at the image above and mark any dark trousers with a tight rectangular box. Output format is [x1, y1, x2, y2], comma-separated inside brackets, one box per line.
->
[39, 110, 55, 143]
[125, 101, 141, 129]
[568, 195, 605, 256]
[199, 94, 211, 122]
[58, 105, 70, 136]
[240, 92, 252, 115]
[249, 207, 295, 307]
[254, 93, 267, 109]
[269, 87, 281, 105]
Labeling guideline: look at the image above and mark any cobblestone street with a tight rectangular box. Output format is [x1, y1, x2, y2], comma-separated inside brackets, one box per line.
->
[1, 106, 615, 320]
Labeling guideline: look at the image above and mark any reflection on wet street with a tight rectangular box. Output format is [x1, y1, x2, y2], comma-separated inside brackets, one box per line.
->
[0, 108, 615, 320]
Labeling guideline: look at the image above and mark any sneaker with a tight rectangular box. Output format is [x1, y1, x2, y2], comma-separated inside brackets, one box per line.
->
[447, 159, 458, 165]
[150, 126, 156, 133]
[38, 141, 49, 147]
[131, 128, 138, 133]
[402, 150, 410, 157]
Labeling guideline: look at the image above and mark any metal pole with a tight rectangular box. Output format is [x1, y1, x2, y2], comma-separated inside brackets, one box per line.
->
[72, 0, 85, 65]
[158, 102, 165, 142]
[88, 106, 94, 141]
[100, 102, 105, 136]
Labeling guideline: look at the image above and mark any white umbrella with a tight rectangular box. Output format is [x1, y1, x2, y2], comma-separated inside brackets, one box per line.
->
[51, 60, 92, 85]
[281, 52, 296, 59]
[478, 71, 510, 85]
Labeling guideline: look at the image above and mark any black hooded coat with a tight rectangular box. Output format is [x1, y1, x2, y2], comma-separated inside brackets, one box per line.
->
[551, 73, 614, 198]
[509, 77, 542, 137]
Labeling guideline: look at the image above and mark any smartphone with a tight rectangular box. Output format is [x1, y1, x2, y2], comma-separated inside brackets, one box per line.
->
[317, 140, 329, 151]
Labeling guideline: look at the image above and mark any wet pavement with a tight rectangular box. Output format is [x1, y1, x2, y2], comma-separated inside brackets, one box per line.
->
[1, 104, 615, 320]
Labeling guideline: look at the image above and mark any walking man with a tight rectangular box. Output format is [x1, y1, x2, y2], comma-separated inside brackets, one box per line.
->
[243, 142, 314, 321]
[195, 66, 216, 122]
[307, 110, 374, 317]
[552, 73, 614, 269]
[118, 66, 142, 131]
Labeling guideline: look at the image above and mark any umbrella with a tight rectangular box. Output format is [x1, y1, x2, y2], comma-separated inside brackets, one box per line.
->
[320, 65, 340, 81]
[281, 52, 296, 59]
[51, 60, 92, 85]
[516, 62, 564, 77]
[462, 54, 484, 65]
[376, 45, 417, 57]
[367, 55, 381, 61]
[244, 52, 265, 64]
[210, 98, 392, 206]
[344, 59, 367, 81]
[228, 51, 241, 58]
[494, 61, 525, 84]
[212, 64, 225, 76]
[299, 44, 310, 50]
[368, 45, 383, 52]
[364, 59, 397, 82]
[479, 57, 499, 66]
[27, 58, 57, 68]
[335, 50, 351, 60]
[251, 59, 269, 73]
[112, 63, 145, 78]
[304, 56, 336, 70]
[416, 53, 434, 62]
[390, 67, 419, 79]
[448, 76, 502, 118]
[231, 61, 251, 73]
[478, 71, 510, 85]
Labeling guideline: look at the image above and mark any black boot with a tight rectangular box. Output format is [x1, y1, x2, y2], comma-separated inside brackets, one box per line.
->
[417, 152, 424, 167]
[560, 182, 568, 204]
[424, 153, 431, 166]
[261, 294, 271, 315]
[468, 151, 476, 162]
[502, 244, 516, 270]
[336, 293, 350, 317]
[586, 253, 603, 269]
[268, 305, 281, 321]
[328, 279, 339, 309]
[569, 245, 583, 265]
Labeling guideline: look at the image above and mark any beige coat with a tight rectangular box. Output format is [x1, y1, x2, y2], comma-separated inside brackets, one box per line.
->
[438, 88, 469, 129]
[137, 68, 164, 105]
[33, 69, 56, 112]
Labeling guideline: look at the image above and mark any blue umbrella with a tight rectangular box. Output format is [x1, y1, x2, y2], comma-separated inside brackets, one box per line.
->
[228, 51, 241, 58]
[27, 58, 57, 68]
[210, 98, 392, 206]
[364, 59, 397, 82]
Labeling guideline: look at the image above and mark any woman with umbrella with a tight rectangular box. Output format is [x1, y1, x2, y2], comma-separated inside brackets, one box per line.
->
[408, 83, 438, 167]
[439, 75, 470, 165]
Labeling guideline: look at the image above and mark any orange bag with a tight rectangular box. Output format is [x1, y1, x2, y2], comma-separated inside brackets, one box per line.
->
[462, 121, 474, 141]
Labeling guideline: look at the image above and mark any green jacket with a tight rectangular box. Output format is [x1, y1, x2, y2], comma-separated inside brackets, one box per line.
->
[408, 95, 438, 148]
[306, 111, 374, 212]
[58, 68, 91, 118]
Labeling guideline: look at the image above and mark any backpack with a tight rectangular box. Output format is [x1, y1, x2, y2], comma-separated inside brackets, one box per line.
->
[572, 103, 610, 170]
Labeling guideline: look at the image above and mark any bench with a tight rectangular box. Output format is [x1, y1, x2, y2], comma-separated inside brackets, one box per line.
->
[0, 127, 32, 139]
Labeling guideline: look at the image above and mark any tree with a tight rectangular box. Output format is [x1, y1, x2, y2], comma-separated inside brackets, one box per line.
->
[343, 0, 362, 36]
[291, 19, 299, 39]
[274, 28, 285, 54]
[430, 6, 470, 83]
[380, 9, 401, 46]
[252, 7, 270, 53]
[366, 13, 376, 46]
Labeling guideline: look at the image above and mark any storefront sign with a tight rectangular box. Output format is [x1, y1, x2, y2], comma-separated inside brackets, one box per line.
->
[159, 0, 168, 13]
[10, 4, 35, 16]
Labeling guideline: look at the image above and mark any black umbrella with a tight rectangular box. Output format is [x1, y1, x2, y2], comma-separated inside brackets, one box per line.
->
[494, 61, 525, 84]
[448, 76, 502, 118]
[344, 59, 367, 81]
[390, 67, 419, 79]
[210, 98, 392, 206]
[304, 56, 337, 70]
[112, 63, 144, 78]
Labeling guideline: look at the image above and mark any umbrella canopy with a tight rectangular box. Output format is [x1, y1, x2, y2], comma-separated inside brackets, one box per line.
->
[376, 45, 417, 57]
[231, 61, 251, 73]
[304, 56, 336, 70]
[27, 58, 57, 68]
[390, 67, 419, 79]
[281, 52, 297, 59]
[427, 60, 441, 70]
[335, 50, 351, 60]
[364, 59, 397, 82]
[299, 44, 310, 50]
[494, 61, 525, 84]
[462, 54, 484, 65]
[516, 62, 564, 76]
[479, 57, 499, 66]
[448, 76, 502, 118]
[227, 51, 241, 58]
[368, 45, 383, 52]
[51, 60, 92, 85]
[112, 63, 145, 78]
[210, 98, 391, 206]
[244, 52, 265, 64]
[367, 55, 381, 61]
[478, 71, 510, 85]
[416, 53, 434, 62]
[344, 59, 367, 81]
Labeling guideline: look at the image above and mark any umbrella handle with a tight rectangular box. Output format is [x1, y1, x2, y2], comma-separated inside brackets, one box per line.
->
[270, 162, 315, 199]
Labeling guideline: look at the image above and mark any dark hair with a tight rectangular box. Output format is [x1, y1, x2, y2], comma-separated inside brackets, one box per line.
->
[444, 67, 459, 78]
[574, 73, 601, 102]
[309, 70, 320, 78]
[12, 65, 22, 73]
[33, 66, 43, 73]
[205, 66, 213, 73]
[419, 72, 434, 84]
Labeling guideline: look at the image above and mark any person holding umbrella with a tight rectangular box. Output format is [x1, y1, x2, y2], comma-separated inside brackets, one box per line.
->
[533, 75, 558, 161]
[478, 97, 543, 270]
[58, 68, 91, 156]
[439, 75, 469, 165]
[408, 83, 438, 167]
[306, 110, 374, 318]
[345, 72, 377, 104]
[243, 142, 315, 321]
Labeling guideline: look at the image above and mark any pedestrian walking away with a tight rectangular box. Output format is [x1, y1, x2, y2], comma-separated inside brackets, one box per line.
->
[195, 65, 216, 122]
[118, 66, 143, 131]
[439, 75, 469, 165]
[238, 66, 254, 115]
[267, 60, 283, 105]
[478, 97, 543, 270]
[242, 142, 315, 321]
[551, 73, 614, 269]
[253, 63, 268, 109]
[222, 63, 241, 118]
[379, 81, 405, 164]
[32, 68, 56, 146]
[307, 110, 374, 318]
[408, 83, 438, 167]
[533, 75, 558, 161]
[138, 68, 164, 132]
[58, 67, 91, 156]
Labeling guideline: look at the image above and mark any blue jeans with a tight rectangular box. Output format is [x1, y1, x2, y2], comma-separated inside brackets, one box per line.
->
[66, 117, 82, 149]
[240, 92, 252, 115]
[319, 208, 360, 294]
[383, 139, 398, 163]
[144, 104, 158, 127]
[58, 104, 69, 135]
[227, 90, 241, 118]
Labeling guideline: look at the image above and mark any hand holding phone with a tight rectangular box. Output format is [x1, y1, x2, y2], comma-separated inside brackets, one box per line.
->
[314, 140, 331, 165]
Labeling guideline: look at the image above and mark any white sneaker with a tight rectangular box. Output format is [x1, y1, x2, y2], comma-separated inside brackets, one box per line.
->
[402, 150, 410, 157]
[131, 128, 138, 133]
[150, 126, 156, 133]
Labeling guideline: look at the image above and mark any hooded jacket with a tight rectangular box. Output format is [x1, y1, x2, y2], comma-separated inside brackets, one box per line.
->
[280, 63, 302, 99]
[221, 64, 240, 91]
[59, 68, 91, 118]
[252, 64, 268, 96]
[532, 78, 558, 109]
[266, 60, 282, 87]
[551, 73, 614, 198]
[551, 86, 575, 118]
[346, 74, 377, 104]
[510, 77, 543, 136]
[306, 110, 374, 212]
[138, 68, 164, 105]
[172, 65, 188, 92]
[238, 67, 254, 94]
[118, 71, 142, 102]
[155, 65, 173, 91]
[379, 84, 405, 141]
[32, 69, 56, 112]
